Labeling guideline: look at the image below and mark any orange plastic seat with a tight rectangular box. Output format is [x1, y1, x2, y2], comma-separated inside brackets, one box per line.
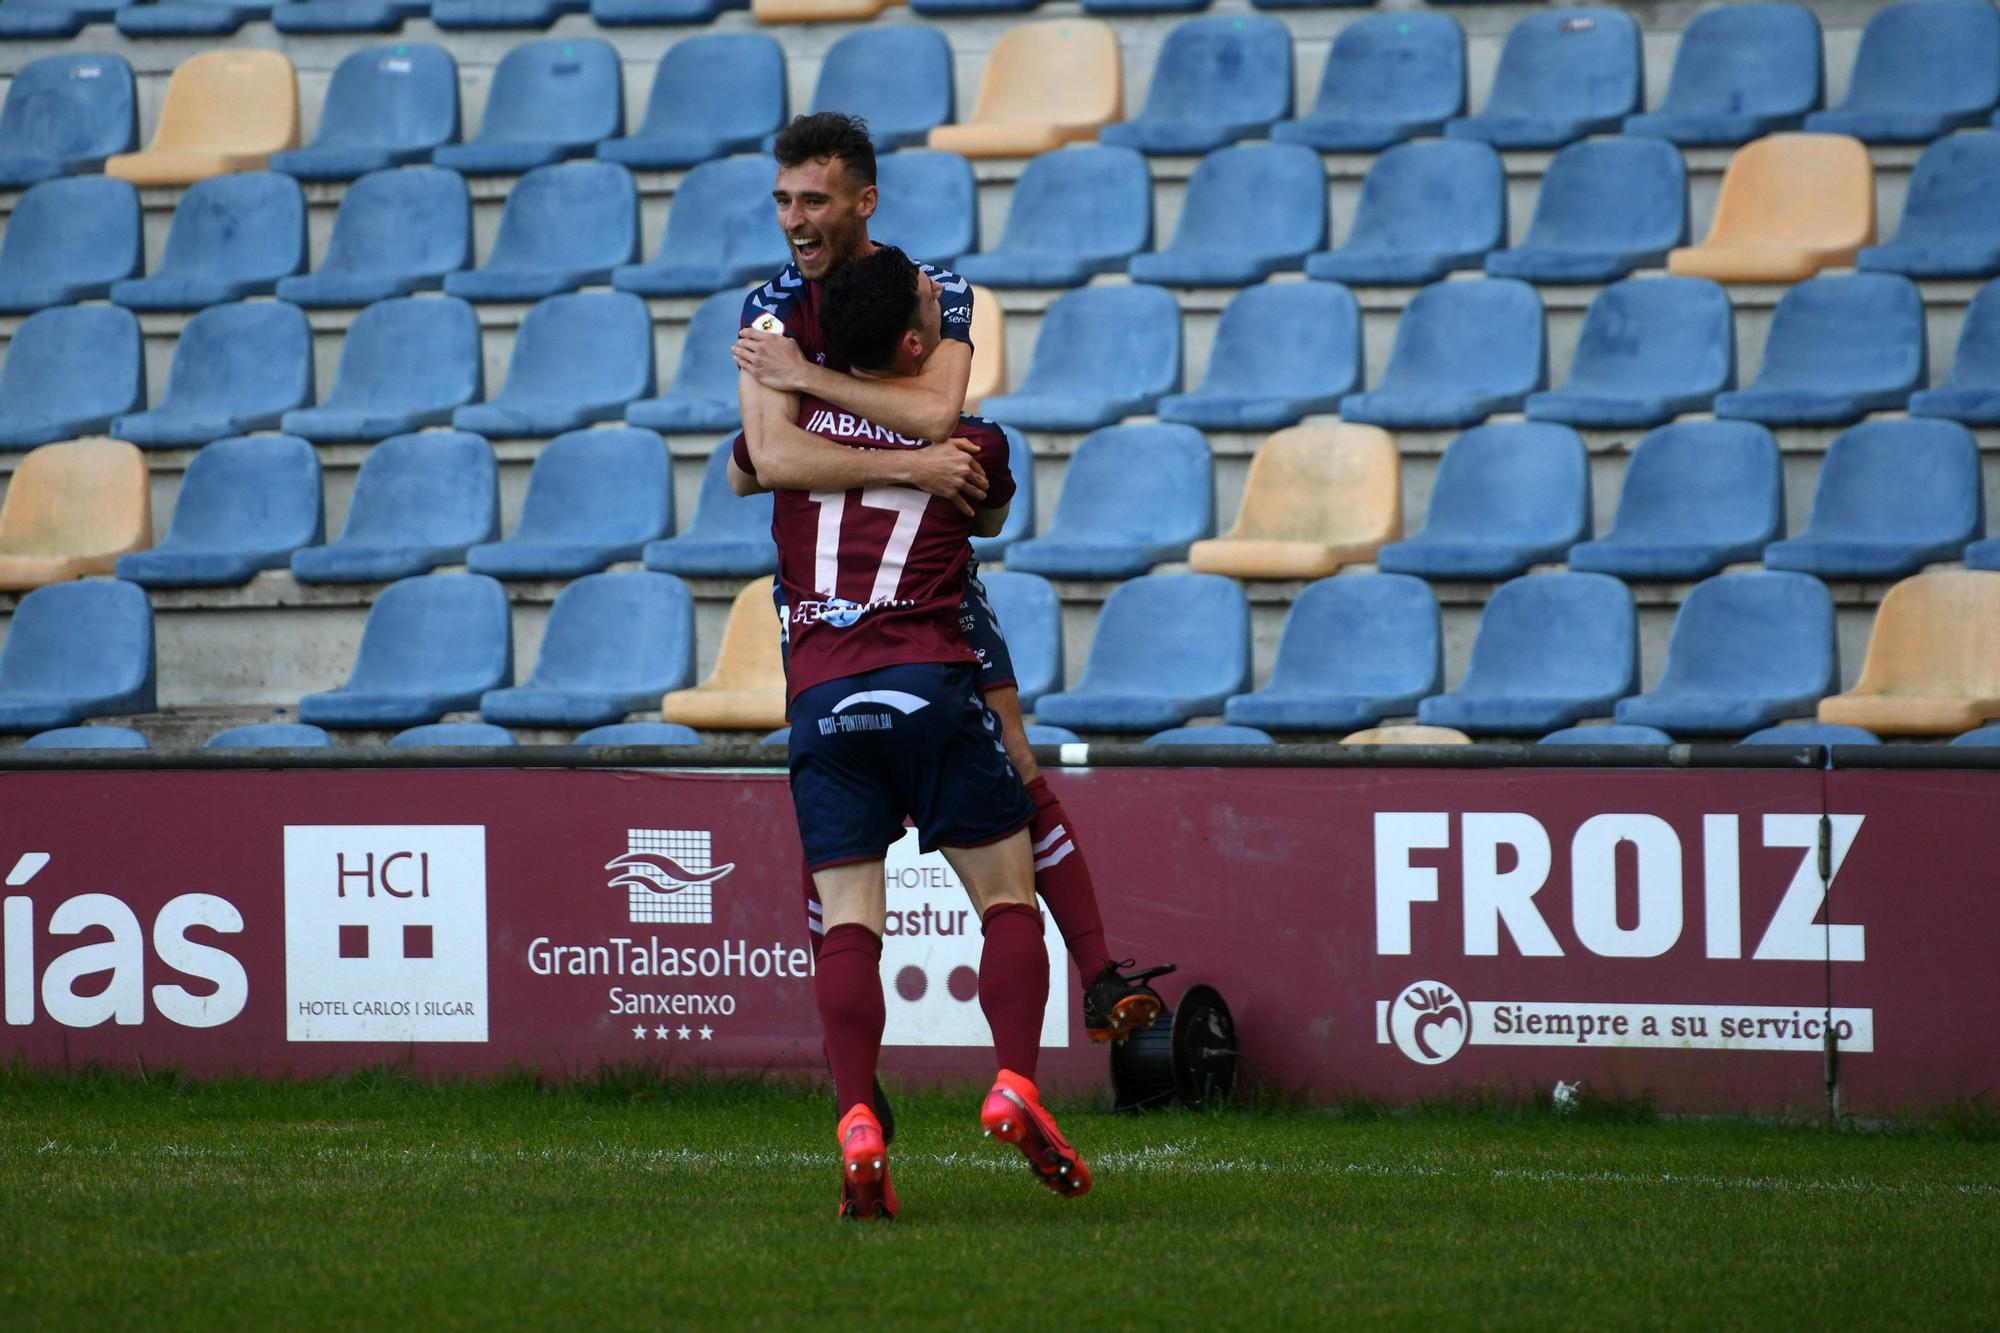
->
[1667, 133, 1875, 283]
[1817, 570, 2000, 734]
[965, 284, 1006, 414]
[0, 437, 153, 591]
[106, 50, 300, 186]
[751, 0, 900, 19]
[1341, 724, 1471, 745]
[1189, 424, 1401, 580]
[927, 20, 1123, 159]
[661, 578, 789, 730]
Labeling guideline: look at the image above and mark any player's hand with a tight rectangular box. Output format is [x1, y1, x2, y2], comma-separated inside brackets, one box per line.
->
[904, 439, 989, 517]
[732, 328, 812, 392]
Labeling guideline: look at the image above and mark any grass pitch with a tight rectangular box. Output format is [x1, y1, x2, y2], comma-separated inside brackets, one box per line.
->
[2, 1069, 1996, 1330]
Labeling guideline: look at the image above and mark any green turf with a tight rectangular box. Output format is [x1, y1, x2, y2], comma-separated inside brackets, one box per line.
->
[2, 1068, 1995, 1329]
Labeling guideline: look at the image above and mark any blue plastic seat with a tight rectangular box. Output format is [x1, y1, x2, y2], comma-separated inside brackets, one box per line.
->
[1224, 574, 1441, 733]
[1567, 421, 1782, 580]
[871, 151, 978, 268]
[591, 0, 742, 25]
[118, 0, 272, 36]
[433, 38, 622, 175]
[1023, 724, 1080, 745]
[444, 160, 637, 301]
[431, 0, 582, 28]
[612, 156, 788, 297]
[1271, 12, 1465, 152]
[1157, 282, 1360, 431]
[1615, 572, 1836, 736]
[1526, 277, 1735, 428]
[1764, 418, 1982, 579]
[980, 286, 1181, 431]
[1144, 724, 1274, 746]
[206, 721, 332, 748]
[0, 177, 141, 313]
[454, 292, 655, 437]
[969, 425, 1034, 562]
[116, 435, 323, 588]
[23, 725, 149, 749]
[1339, 278, 1547, 429]
[466, 427, 672, 578]
[625, 291, 744, 434]
[390, 721, 517, 746]
[1740, 723, 1880, 747]
[0, 305, 144, 448]
[1447, 8, 1643, 149]
[1128, 144, 1325, 287]
[269, 45, 457, 181]
[481, 571, 695, 726]
[1418, 573, 1638, 736]
[1806, 0, 2000, 143]
[0, 0, 124, 37]
[1485, 139, 1688, 284]
[1003, 424, 1212, 579]
[275, 167, 471, 308]
[910, 0, 1036, 14]
[1539, 723, 1673, 746]
[952, 146, 1152, 288]
[300, 574, 512, 728]
[0, 53, 135, 186]
[977, 570, 1062, 708]
[282, 296, 482, 442]
[291, 431, 499, 583]
[272, 0, 429, 33]
[1857, 134, 2000, 280]
[0, 580, 154, 732]
[780, 27, 952, 154]
[1034, 574, 1251, 733]
[1911, 278, 2000, 425]
[1947, 723, 2000, 747]
[598, 34, 784, 170]
[1305, 140, 1504, 285]
[1099, 16, 1292, 154]
[641, 439, 775, 577]
[1377, 423, 1590, 580]
[1714, 274, 1927, 426]
[1624, 3, 1822, 146]
[109, 173, 305, 311]
[576, 721, 701, 745]
[111, 301, 314, 448]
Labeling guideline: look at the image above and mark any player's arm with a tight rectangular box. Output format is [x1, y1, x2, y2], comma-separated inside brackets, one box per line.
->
[965, 423, 1017, 540]
[738, 371, 988, 513]
[736, 333, 972, 444]
[969, 498, 1010, 540]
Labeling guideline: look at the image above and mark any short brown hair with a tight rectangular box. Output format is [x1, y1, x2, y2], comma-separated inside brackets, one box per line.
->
[772, 112, 877, 188]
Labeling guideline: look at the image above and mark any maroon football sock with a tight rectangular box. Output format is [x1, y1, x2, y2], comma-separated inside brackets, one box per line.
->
[1022, 775, 1115, 979]
[801, 864, 823, 958]
[979, 902, 1050, 1080]
[813, 923, 885, 1115]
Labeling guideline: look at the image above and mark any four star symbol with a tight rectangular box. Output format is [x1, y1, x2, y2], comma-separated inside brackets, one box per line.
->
[627, 1022, 721, 1041]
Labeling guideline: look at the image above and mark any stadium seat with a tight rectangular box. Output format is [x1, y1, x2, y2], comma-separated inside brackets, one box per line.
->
[271, 0, 429, 33]
[453, 292, 655, 437]
[779, 27, 952, 154]
[104, 50, 298, 186]
[1614, 572, 1836, 736]
[575, 721, 701, 745]
[0, 579, 154, 732]
[0, 53, 135, 186]
[1525, 277, 1735, 428]
[750, 0, 889, 20]
[431, 0, 584, 28]
[1667, 134, 1875, 283]
[1817, 570, 2000, 734]
[300, 574, 513, 728]
[118, 0, 275, 36]
[111, 301, 314, 448]
[1224, 573, 1441, 733]
[1806, 0, 2000, 142]
[466, 427, 672, 578]
[0, 438, 151, 590]
[0, 0, 122, 38]
[391, 722, 516, 746]
[597, 34, 785, 170]
[115, 435, 322, 588]
[977, 570, 1061, 709]
[1539, 724, 1673, 746]
[1270, 11, 1465, 152]
[1304, 140, 1504, 286]
[969, 424, 1033, 561]
[1763, 419, 1981, 579]
[659, 578, 786, 731]
[642, 440, 776, 577]
[0, 306, 143, 448]
[1377, 423, 1589, 580]
[1158, 283, 1360, 431]
[444, 161, 638, 302]
[282, 297, 481, 443]
[871, 152, 978, 268]
[979, 285, 1181, 431]
[1740, 723, 1880, 746]
[1624, 2, 1822, 146]
[481, 571, 695, 727]
[290, 430, 499, 583]
[206, 722, 332, 748]
[23, 725, 149, 749]
[951, 146, 1152, 289]
[1856, 134, 2000, 280]
[592, 0, 741, 22]
[432, 38, 621, 175]
[109, 173, 306, 311]
[1188, 423, 1399, 580]
[1003, 424, 1211, 579]
[910, 0, 1035, 14]
[965, 287, 1006, 414]
[1144, 725, 1274, 747]
[1024, 724, 1080, 745]
[1566, 420, 1782, 580]
[1098, 16, 1291, 154]
[626, 291, 744, 434]
[1445, 8, 1642, 149]
[1948, 724, 2000, 747]
[1033, 574, 1251, 733]
[1338, 279, 1546, 429]
[1911, 277, 2000, 425]
[1713, 274, 1925, 426]
[927, 19, 1122, 158]
[268, 44, 458, 181]
[0, 177, 142, 313]
[612, 156, 788, 297]
[274, 167, 471, 308]
[1484, 139, 1688, 284]
[1128, 144, 1325, 286]
[1417, 573, 1638, 736]
[1341, 725, 1471, 746]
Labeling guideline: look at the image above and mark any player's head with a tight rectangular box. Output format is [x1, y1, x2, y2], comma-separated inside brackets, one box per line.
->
[821, 245, 942, 377]
[771, 113, 878, 282]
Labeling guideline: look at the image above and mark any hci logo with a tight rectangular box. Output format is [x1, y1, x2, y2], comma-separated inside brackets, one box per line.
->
[1389, 980, 1467, 1065]
[605, 829, 734, 926]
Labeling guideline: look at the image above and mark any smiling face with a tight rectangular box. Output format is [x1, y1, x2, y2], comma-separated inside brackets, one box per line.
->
[772, 155, 877, 282]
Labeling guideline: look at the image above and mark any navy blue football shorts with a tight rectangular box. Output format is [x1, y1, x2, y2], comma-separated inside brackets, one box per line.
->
[788, 662, 1035, 871]
[771, 562, 1017, 695]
